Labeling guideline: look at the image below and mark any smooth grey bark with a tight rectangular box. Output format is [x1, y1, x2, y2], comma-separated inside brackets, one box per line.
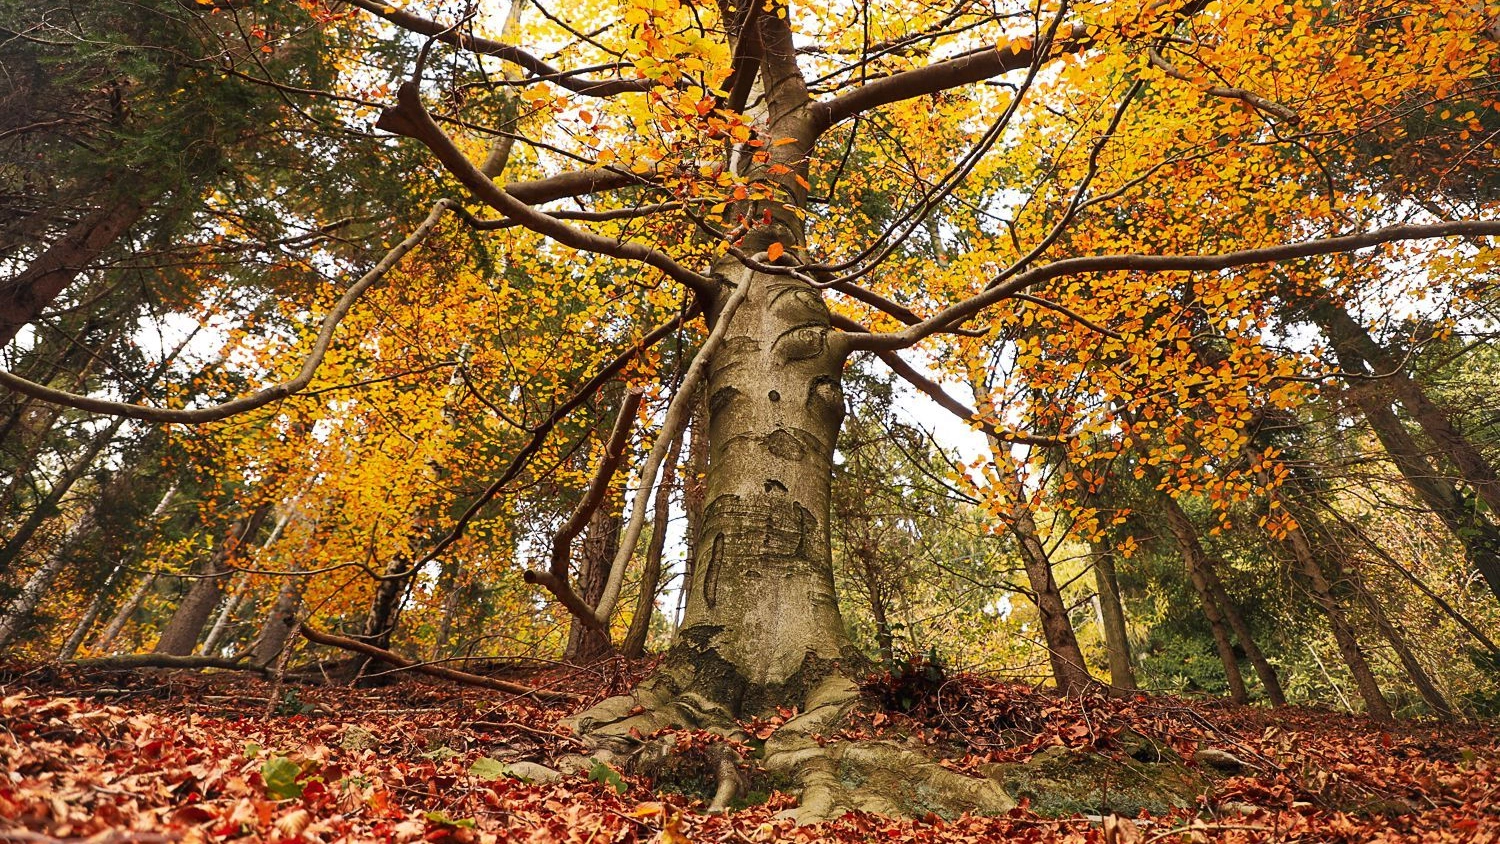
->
[153, 505, 270, 655]
[93, 573, 155, 652]
[58, 561, 125, 660]
[1091, 544, 1137, 691]
[623, 428, 684, 658]
[658, 262, 855, 714]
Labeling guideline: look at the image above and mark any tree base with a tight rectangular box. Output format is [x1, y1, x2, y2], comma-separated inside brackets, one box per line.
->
[563, 663, 1209, 824]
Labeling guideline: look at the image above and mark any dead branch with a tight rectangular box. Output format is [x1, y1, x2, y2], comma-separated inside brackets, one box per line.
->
[67, 654, 268, 674]
[298, 625, 580, 703]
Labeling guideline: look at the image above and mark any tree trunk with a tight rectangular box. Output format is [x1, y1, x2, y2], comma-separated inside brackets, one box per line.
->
[343, 551, 415, 683]
[660, 264, 854, 716]
[0, 413, 126, 578]
[1352, 570, 1454, 717]
[1311, 299, 1500, 599]
[0, 527, 77, 652]
[199, 574, 249, 655]
[58, 561, 126, 660]
[865, 554, 897, 670]
[1313, 299, 1500, 513]
[0, 195, 150, 345]
[675, 391, 709, 630]
[1284, 519, 1394, 721]
[565, 504, 621, 664]
[1091, 544, 1137, 691]
[1007, 480, 1094, 696]
[623, 428, 684, 658]
[251, 576, 303, 667]
[1199, 558, 1288, 705]
[153, 505, 270, 655]
[1159, 496, 1249, 703]
[93, 573, 155, 653]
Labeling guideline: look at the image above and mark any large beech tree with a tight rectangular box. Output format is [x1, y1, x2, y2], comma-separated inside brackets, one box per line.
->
[5, 0, 1500, 820]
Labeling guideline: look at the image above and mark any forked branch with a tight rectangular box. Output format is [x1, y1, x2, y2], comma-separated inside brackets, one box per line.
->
[378, 83, 715, 298]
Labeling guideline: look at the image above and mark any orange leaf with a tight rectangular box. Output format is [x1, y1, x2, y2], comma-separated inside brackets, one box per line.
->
[767, 242, 785, 262]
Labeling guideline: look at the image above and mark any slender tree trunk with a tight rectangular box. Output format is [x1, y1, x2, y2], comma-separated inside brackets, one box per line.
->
[0, 413, 126, 577]
[1091, 545, 1137, 691]
[623, 429, 684, 658]
[0, 358, 96, 523]
[1160, 496, 1249, 703]
[93, 574, 155, 653]
[1284, 519, 1394, 721]
[251, 576, 303, 667]
[343, 551, 415, 683]
[1313, 299, 1500, 514]
[866, 564, 897, 670]
[199, 575, 249, 655]
[58, 561, 125, 660]
[565, 504, 621, 664]
[1006, 482, 1094, 696]
[0, 520, 85, 651]
[675, 392, 709, 630]
[1352, 572, 1454, 717]
[1312, 300, 1500, 599]
[1199, 558, 1288, 705]
[153, 505, 270, 655]
[0, 195, 149, 345]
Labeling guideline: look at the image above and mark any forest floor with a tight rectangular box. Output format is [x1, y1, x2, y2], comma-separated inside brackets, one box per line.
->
[1, 658, 1496, 843]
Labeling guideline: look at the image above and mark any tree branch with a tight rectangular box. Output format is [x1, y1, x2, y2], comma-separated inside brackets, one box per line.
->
[525, 389, 644, 629]
[299, 624, 579, 702]
[339, 0, 652, 97]
[379, 83, 714, 298]
[0, 200, 454, 423]
[846, 219, 1500, 351]
[815, 23, 1089, 130]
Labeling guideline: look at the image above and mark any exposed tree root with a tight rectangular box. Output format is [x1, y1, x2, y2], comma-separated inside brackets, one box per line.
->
[564, 673, 1022, 823]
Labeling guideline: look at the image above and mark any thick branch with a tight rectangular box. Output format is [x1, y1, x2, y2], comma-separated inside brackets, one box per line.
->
[299, 624, 578, 702]
[816, 24, 1089, 129]
[339, 0, 652, 97]
[379, 83, 714, 298]
[418, 308, 697, 571]
[68, 654, 267, 673]
[848, 220, 1500, 351]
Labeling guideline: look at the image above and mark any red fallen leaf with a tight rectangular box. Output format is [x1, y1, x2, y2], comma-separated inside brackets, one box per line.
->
[172, 804, 216, 824]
